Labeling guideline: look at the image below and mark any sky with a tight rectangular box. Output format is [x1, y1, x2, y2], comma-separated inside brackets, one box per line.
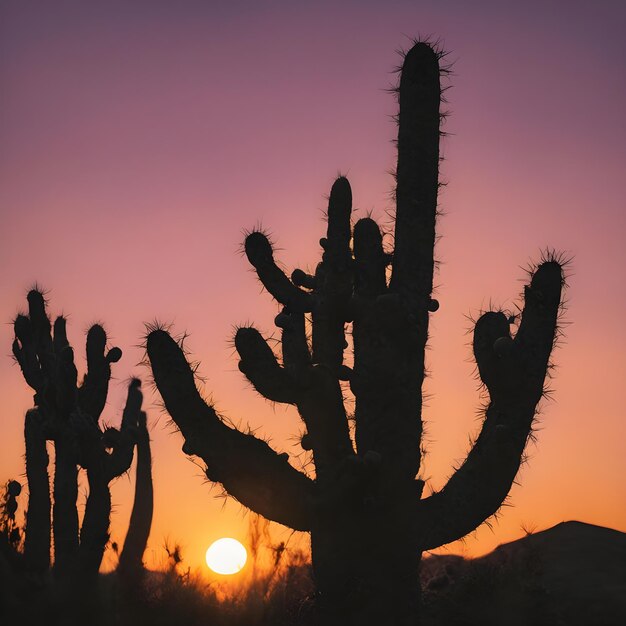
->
[1, 0, 625, 573]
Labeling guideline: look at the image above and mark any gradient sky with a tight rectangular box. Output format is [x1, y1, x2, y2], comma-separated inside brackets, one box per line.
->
[1, 0, 625, 573]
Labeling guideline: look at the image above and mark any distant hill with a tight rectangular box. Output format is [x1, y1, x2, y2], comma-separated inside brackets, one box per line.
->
[421, 521, 626, 626]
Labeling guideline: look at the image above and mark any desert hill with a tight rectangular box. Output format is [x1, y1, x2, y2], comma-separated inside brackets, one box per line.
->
[421, 520, 626, 626]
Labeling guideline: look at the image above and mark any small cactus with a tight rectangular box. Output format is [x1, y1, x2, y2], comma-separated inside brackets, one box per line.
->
[146, 41, 565, 625]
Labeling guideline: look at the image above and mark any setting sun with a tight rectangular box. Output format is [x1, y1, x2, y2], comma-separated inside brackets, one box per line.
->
[205, 538, 247, 575]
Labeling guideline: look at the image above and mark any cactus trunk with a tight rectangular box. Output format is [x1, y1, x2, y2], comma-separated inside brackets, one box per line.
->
[52, 436, 79, 575]
[312, 502, 421, 626]
[23, 409, 51, 574]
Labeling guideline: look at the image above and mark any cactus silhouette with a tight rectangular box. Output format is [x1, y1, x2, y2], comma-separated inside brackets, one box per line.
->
[118, 406, 153, 577]
[12, 290, 153, 581]
[147, 41, 565, 625]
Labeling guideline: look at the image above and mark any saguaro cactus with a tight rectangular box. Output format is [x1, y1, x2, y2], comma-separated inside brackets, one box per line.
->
[147, 41, 565, 625]
[12, 290, 152, 580]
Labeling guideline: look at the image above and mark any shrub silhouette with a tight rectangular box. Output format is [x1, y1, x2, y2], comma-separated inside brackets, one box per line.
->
[146, 41, 565, 626]
[12, 290, 153, 582]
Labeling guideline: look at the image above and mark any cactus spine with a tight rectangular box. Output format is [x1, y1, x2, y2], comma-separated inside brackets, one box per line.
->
[12, 291, 153, 581]
[146, 42, 565, 626]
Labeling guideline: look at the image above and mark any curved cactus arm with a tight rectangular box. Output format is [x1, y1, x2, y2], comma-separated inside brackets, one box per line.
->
[79, 380, 142, 575]
[389, 42, 440, 307]
[245, 232, 313, 313]
[415, 261, 564, 550]
[311, 177, 353, 369]
[103, 380, 142, 480]
[147, 329, 316, 530]
[234, 327, 353, 480]
[13, 315, 44, 393]
[118, 409, 153, 575]
[235, 327, 299, 404]
[23, 408, 51, 574]
[78, 324, 122, 423]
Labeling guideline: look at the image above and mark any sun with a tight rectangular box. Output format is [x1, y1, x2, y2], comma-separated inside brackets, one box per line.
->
[205, 538, 247, 575]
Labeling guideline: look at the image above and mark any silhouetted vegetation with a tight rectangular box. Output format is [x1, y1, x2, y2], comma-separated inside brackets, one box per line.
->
[9, 291, 153, 588]
[146, 40, 566, 625]
[2, 517, 623, 625]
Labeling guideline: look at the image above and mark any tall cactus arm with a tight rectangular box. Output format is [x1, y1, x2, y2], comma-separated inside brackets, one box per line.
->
[311, 176, 353, 369]
[78, 324, 122, 423]
[147, 329, 316, 530]
[389, 42, 440, 307]
[118, 408, 153, 575]
[23, 408, 51, 574]
[235, 327, 300, 404]
[415, 261, 564, 550]
[103, 379, 142, 480]
[79, 380, 143, 575]
[245, 232, 314, 313]
[351, 44, 440, 483]
[353, 218, 387, 299]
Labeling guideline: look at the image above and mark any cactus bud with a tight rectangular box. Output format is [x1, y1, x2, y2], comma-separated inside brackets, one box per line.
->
[427, 298, 440, 312]
[291, 269, 316, 289]
[106, 347, 123, 363]
[274, 311, 293, 329]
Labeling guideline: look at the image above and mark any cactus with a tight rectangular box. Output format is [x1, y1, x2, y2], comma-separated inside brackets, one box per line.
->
[146, 41, 565, 625]
[12, 290, 152, 581]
